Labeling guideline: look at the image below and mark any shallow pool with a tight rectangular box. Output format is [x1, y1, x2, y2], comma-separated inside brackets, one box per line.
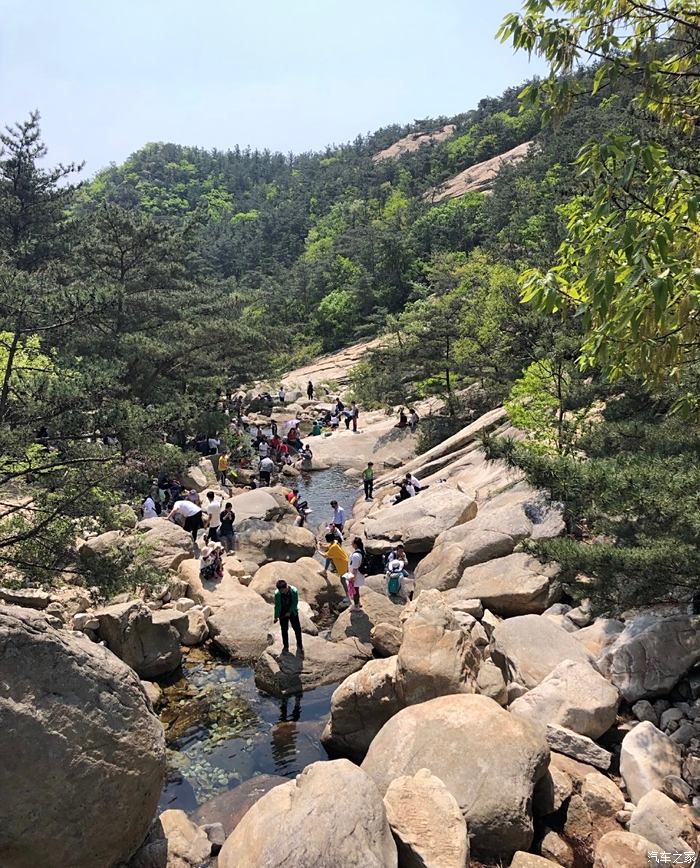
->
[159, 466, 361, 815]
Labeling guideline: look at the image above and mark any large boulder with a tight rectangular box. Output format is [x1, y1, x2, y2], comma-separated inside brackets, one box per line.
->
[492, 614, 595, 689]
[414, 527, 515, 593]
[396, 589, 480, 706]
[254, 635, 371, 697]
[383, 768, 469, 868]
[0, 606, 165, 868]
[598, 613, 700, 702]
[218, 759, 397, 868]
[159, 809, 212, 868]
[510, 659, 620, 739]
[362, 483, 477, 554]
[593, 830, 659, 868]
[629, 789, 695, 853]
[207, 586, 274, 660]
[181, 464, 207, 491]
[0, 586, 52, 609]
[94, 601, 182, 678]
[229, 488, 294, 524]
[135, 518, 194, 570]
[322, 656, 403, 762]
[330, 587, 403, 647]
[451, 552, 561, 616]
[620, 721, 683, 804]
[249, 557, 344, 608]
[362, 693, 549, 860]
[235, 519, 316, 566]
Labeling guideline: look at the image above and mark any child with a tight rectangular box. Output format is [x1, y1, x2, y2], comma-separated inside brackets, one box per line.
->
[386, 558, 409, 598]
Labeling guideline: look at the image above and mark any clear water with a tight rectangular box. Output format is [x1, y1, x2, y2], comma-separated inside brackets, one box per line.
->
[158, 467, 361, 815]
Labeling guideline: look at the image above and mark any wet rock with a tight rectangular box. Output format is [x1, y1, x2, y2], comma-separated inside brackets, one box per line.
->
[218, 760, 397, 868]
[0, 606, 165, 868]
[383, 768, 469, 868]
[362, 693, 549, 860]
[190, 774, 287, 837]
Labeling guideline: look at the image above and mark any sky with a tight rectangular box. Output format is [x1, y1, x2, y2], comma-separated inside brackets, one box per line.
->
[0, 0, 546, 177]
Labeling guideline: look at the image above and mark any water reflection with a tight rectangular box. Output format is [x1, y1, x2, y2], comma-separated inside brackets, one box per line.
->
[271, 693, 303, 769]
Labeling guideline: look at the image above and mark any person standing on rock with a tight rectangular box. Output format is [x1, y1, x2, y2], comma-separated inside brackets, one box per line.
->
[218, 451, 231, 488]
[362, 462, 374, 501]
[307, 381, 314, 400]
[278, 385, 286, 405]
[167, 499, 205, 544]
[274, 580, 304, 654]
[220, 502, 236, 552]
[330, 500, 345, 533]
[409, 408, 419, 433]
[346, 538, 366, 610]
[205, 491, 222, 542]
[142, 492, 158, 519]
[351, 401, 359, 432]
[259, 455, 274, 486]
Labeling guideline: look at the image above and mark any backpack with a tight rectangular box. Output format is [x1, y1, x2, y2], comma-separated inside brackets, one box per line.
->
[359, 552, 371, 575]
[387, 572, 402, 596]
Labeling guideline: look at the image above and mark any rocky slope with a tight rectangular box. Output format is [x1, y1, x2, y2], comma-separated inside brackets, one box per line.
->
[2, 396, 700, 867]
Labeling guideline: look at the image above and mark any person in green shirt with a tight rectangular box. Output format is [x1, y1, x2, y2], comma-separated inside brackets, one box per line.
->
[273, 580, 303, 653]
[363, 461, 374, 501]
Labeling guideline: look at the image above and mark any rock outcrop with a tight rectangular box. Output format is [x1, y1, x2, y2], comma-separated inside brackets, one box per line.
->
[235, 519, 316, 566]
[217, 759, 397, 868]
[94, 600, 182, 678]
[0, 606, 165, 868]
[249, 557, 344, 608]
[362, 693, 549, 860]
[620, 721, 683, 804]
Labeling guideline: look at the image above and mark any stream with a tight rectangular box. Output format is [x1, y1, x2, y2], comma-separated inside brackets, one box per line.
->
[158, 466, 360, 815]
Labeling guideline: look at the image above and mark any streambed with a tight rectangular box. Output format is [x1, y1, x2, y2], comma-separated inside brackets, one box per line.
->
[158, 466, 360, 815]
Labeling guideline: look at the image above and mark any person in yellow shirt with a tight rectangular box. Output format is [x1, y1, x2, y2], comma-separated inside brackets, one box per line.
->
[320, 532, 350, 597]
[218, 451, 230, 487]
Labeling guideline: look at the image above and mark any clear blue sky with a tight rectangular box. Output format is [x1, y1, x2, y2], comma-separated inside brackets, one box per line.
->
[0, 0, 544, 176]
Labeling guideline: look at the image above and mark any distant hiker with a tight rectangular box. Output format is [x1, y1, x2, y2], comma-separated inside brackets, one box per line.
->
[363, 462, 374, 501]
[168, 499, 205, 544]
[335, 397, 345, 417]
[345, 538, 366, 610]
[409, 408, 419, 433]
[220, 502, 236, 552]
[218, 451, 231, 487]
[205, 491, 222, 542]
[270, 419, 278, 438]
[259, 455, 274, 486]
[311, 420, 322, 436]
[142, 493, 158, 520]
[330, 500, 345, 532]
[392, 482, 413, 505]
[278, 386, 286, 405]
[307, 381, 314, 399]
[258, 438, 269, 459]
[187, 489, 201, 506]
[351, 401, 359, 432]
[396, 409, 408, 428]
[274, 580, 303, 653]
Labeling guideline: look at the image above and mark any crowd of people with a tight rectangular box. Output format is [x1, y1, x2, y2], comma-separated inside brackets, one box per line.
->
[138, 384, 428, 653]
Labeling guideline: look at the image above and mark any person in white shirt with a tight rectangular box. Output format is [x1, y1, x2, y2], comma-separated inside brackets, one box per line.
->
[345, 537, 366, 610]
[405, 473, 421, 493]
[258, 439, 269, 458]
[259, 455, 274, 486]
[278, 386, 285, 405]
[168, 499, 204, 543]
[205, 491, 222, 542]
[330, 500, 345, 531]
[142, 495, 158, 519]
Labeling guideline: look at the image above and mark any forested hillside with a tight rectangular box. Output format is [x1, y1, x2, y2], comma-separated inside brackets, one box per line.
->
[2, 0, 699, 614]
